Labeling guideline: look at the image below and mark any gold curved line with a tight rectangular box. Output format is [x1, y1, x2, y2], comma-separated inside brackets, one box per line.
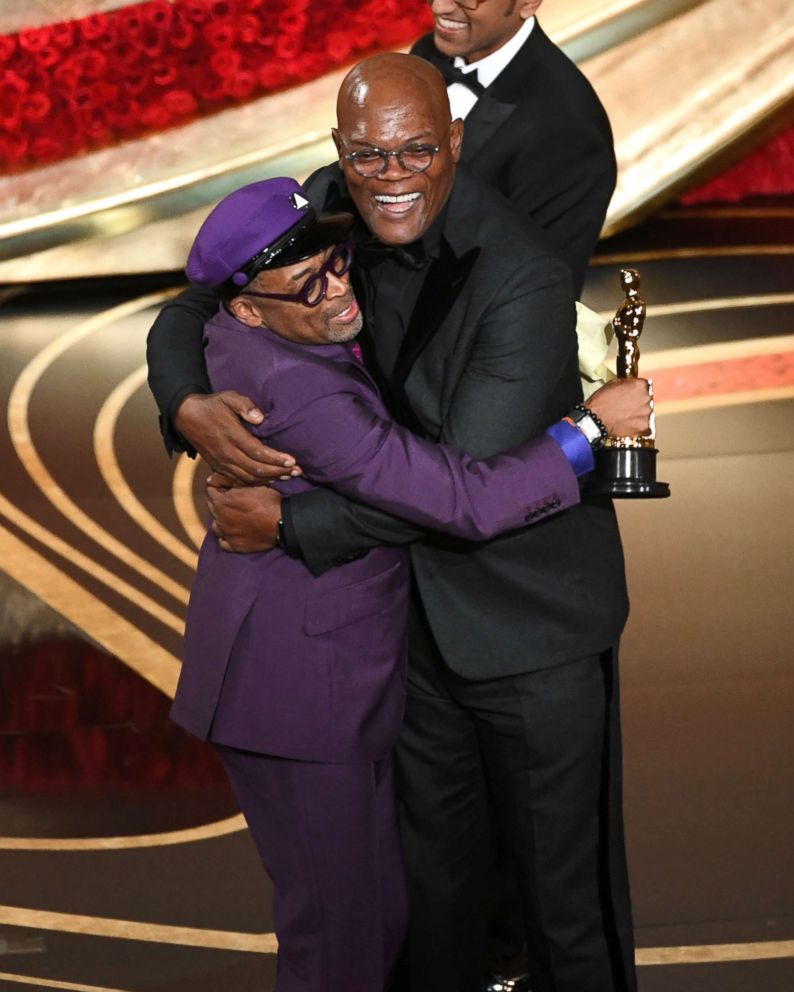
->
[643, 334, 794, 372]
[0, 814, 246, 852]
[0, 518, 180, 693]
[598, 292, 794, 323]
[636, 939, 794, 966]
[94, 364, 198, 571]
[658, 385, 794, 415]
[0, 521, 248, 850]
[1, 901, 792, 965]
[7, 291, 192, 614]
[0, 496, 183, 637]
[172, 453, 206, 551]
[0, 906, 276, 954]
[0, 974, 134, 992]
[592, 245, 794, 265]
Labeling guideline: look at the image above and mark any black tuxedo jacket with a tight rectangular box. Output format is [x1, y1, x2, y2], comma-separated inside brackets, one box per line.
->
[412, 21, 616, 296]
[284, 166, 628, 679]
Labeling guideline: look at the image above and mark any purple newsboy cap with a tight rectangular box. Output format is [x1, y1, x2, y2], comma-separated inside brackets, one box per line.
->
[186, 177, 353, 290]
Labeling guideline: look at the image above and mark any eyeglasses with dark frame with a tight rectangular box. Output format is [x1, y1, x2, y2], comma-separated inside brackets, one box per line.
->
[243, 241, 354, 308]
[341, 140, 442, 178]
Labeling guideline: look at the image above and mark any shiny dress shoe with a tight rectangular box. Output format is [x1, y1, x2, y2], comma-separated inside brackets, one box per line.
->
[482, 975, 531, 992]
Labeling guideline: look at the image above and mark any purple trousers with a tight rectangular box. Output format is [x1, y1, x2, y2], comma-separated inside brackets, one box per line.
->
[216, 745, 408, 992]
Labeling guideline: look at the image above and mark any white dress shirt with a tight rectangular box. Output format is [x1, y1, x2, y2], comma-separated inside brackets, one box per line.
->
[447, 15, 535, 120]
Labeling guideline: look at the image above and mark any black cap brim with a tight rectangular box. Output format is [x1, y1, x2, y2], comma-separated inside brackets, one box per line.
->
[241, 210, 354, 284]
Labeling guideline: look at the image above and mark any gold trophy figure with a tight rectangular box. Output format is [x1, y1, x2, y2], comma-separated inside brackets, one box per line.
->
[588, 268, 670, 498]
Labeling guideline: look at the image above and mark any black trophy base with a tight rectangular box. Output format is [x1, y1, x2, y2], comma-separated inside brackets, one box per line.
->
[588, 446, 670, 499]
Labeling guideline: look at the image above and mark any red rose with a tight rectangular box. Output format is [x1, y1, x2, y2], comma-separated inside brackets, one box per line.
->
[152, 61, 178, 86]
[210, 1, 233, 18]
[53, 62, 80, 89]
[276, 33, 304, 59]
[237, 14, 261, 44]
[1, 69, 29, 97]
[18, 27, 52, 53]
[0, 132, 28, 163]
[180, 1, 208, 25]
[121, 69, 151, 96]
[116, 41, 142, 67]
[168, 16, 195, 49]
[223, 69, 257, 100]
[35, 45, 61, 69]
[93, 81, 119, 105]
[84, 110, 112, 141]
[279, 10, 308, 35]
[51, 22, 75, 49]
[30, 135, 67, 162]
[326, 31, 353, 61]
[78, 50, 108, 80]
[210, 47, 240, 78]
[139, 28, 166, 58]
[118, 7, 145, 37]
[204, 19, 236, 47]
[144, 1, 173, 30]
[22, 91, 51, 122]
[163, 88, 198, 115]
[0, 35, 17, 63]
[257, 63, 287, 90]
[139, 104, 172, 129]
[80, 14, 109, 41]
[96, 23, 120, 51]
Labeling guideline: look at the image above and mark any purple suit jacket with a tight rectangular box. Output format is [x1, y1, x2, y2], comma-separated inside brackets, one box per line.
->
[172, 306, 581, 762]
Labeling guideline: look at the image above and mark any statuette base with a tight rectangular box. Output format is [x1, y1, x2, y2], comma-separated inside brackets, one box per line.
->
[588, 447, 670, 499]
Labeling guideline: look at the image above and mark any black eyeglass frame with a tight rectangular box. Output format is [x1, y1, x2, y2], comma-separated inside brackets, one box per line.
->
[241, 241, 354, 309]
[340, 141, 442, 178]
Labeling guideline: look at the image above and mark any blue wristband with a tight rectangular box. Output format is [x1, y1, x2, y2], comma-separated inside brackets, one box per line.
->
[545, 420, 596, 478]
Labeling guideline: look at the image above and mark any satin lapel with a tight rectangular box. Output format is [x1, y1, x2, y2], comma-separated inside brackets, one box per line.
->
[460, 94, 517, 163]
[392, 239, 480, 389]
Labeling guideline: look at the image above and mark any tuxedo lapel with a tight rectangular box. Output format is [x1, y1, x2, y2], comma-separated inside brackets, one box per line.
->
[392, 239, 480, 389]
[460, 94, 517, 163]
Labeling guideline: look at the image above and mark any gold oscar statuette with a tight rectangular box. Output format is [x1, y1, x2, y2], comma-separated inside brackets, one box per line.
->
[588, 268, 670, 498]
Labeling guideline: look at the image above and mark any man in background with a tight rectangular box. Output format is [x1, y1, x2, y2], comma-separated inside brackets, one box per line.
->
[414, 0, 616, 298]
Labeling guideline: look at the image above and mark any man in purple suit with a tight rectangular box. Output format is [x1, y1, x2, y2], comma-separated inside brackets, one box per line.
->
[175, 176, 650, 992]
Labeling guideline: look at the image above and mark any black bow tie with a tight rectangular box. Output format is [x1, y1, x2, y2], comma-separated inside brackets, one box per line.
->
[356, 238, 428, 271]
[438, 60, 485, 97]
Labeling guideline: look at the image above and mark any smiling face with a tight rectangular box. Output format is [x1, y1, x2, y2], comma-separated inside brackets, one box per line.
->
[429, 0, 542, 63]
[230, 246, 362, 344]
[333, 54, 463, 246]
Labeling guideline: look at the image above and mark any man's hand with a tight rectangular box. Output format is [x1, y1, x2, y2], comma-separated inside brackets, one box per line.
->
[175, 391, 302, 484]
[206, 475, 283, 553]
[588, 377, 652, 438]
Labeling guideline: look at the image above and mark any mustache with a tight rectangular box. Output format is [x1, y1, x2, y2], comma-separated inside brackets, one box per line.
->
[327, 294, 356, 319]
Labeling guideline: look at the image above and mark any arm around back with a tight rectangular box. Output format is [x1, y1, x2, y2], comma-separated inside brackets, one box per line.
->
[146, 283, 218, 454]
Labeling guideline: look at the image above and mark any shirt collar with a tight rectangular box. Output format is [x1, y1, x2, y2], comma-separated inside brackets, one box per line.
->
[453, 15, 535, 89]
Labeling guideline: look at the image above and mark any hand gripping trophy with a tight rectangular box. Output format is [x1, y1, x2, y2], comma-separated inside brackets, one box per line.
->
[588, 268, 670, 498]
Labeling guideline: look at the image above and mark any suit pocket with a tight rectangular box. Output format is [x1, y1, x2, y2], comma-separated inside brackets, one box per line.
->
[304, 558, 406, 635]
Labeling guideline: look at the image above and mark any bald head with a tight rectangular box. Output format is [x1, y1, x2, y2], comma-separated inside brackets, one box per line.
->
[332, 53, 463, 246]
[337, 53, 452, 133]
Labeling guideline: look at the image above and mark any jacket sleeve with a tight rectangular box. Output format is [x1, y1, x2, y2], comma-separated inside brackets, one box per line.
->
[284, 253, 582, 576]
[146, 284, 219, 455]
[261, 367, 580, 549]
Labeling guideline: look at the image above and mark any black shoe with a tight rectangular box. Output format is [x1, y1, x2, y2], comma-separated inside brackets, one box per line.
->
[482, 976, 531, 992]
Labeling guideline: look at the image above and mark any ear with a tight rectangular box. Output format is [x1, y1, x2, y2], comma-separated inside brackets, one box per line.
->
[519, 0, 543, 18]
[229, 296, 263, 327]
[449, 118, 464, 164]
[331, 127, 343, 161]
